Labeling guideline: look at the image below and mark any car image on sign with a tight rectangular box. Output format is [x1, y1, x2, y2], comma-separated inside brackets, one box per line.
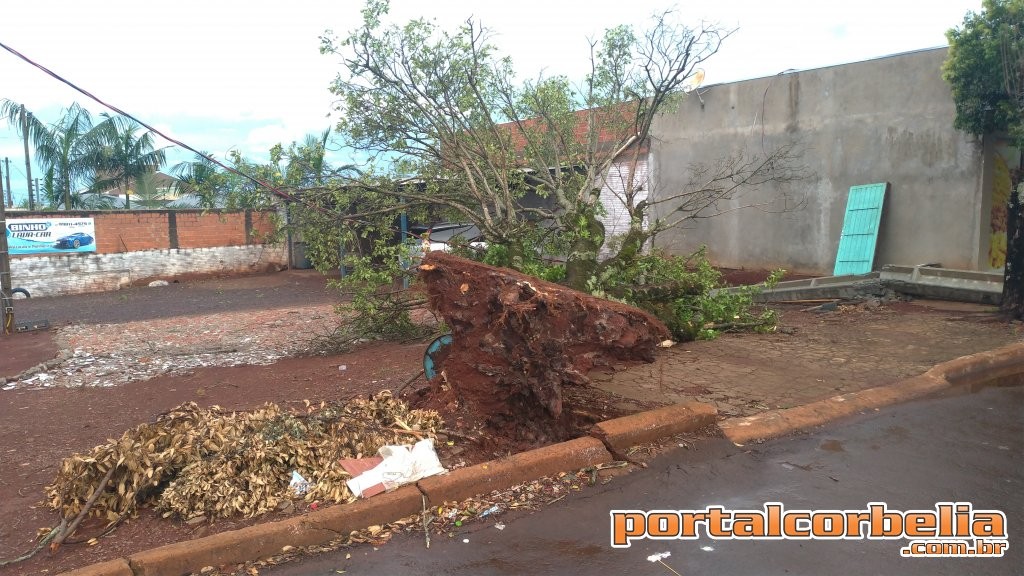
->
[54, 232, 94, 249]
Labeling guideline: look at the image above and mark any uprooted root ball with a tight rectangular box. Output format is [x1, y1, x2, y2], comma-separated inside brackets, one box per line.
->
[417, 253, 669, 438]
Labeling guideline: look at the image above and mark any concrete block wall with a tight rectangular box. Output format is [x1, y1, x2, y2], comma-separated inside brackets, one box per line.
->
[598, 159, 649, 258]
[11, 245, 287, 297]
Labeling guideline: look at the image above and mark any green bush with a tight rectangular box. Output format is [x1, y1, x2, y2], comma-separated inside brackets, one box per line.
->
[588, 247, 783, 341]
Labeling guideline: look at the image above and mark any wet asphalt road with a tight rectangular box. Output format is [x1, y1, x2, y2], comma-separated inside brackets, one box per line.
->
[265, 384, 1023, 576]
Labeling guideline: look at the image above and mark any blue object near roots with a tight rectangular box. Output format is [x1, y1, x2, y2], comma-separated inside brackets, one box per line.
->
[423, 334, 453, 380]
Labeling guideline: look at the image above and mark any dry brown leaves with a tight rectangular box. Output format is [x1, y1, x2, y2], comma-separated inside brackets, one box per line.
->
[46, 391, 442, 524]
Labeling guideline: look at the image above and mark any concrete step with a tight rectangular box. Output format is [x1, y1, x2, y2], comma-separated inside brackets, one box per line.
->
[729, 265, 1004, 305]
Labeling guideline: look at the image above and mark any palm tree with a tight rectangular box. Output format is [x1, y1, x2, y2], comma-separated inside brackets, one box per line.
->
[69, 180, 117, 209]
[131, 172, 176, 209]
[0, 100, 103, 210]
[170, 152, 230, 209]
[91, 115, 168, 209]
[288, 129, 332, 186]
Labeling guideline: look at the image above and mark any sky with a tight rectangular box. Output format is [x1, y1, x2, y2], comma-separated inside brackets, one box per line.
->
[0, 0, 981, 203]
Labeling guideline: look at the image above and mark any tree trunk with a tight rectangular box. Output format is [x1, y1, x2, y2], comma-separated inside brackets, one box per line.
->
[597, 225, 648, 276]
[1001, 181, 1023, 320]
[563, 211, 605, 291]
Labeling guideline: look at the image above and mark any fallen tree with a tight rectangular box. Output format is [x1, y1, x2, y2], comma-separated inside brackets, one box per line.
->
[416, 252, 669, 440]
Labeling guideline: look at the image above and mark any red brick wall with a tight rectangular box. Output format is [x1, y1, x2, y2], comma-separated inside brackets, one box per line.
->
[94, 212, 172, 252]
[250, 212, 278, 242]
[175, 212, 247, 249]
[11, 209, 278, 255]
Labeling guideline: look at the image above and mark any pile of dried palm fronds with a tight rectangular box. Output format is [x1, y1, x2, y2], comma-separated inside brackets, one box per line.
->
[47, 392, 442, 525]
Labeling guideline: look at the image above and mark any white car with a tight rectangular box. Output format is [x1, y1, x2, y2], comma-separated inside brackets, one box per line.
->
[410, 223, 486, 254]
[401, 223, 486, 269]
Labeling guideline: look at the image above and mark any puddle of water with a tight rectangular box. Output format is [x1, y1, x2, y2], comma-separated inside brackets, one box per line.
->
[819, 439, 845, 452]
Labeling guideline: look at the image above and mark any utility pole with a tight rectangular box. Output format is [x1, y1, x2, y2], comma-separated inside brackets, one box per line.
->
[4, 158, 12, 208]
[34, 178, 39, 208]
[21, 108, 33, 211]
[0, 161, 5, 210]
[0, 188, 13, 334]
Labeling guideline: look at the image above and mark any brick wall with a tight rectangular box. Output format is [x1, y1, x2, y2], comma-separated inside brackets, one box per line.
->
[7, 209, 287, 297]
[94, 211, 173, 252]
[10, 209, 279, 254]
[175, 212, 248, 249]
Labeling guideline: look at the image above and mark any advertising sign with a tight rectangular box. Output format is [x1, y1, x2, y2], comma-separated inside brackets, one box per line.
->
[5, 218, 97, 255]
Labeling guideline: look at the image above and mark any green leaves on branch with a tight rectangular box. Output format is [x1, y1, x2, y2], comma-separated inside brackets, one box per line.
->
[588, 247, 783, 341]
[943, 0, 1024, 146]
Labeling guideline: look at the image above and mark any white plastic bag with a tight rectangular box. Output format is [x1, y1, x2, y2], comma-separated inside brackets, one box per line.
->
[289, 470, 311, 495]
[346, 439, 446, 497]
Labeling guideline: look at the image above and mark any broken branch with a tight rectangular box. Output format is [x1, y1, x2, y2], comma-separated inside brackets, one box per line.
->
[50, 464, 117, 553]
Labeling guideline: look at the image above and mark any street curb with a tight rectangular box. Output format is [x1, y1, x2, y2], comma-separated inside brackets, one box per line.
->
[418, 437, 613, 505]
[127, 516, 323, 576]
[720, 342, 1024, 445]
[59, 558, 134, 576]
[54, 404, 707, 576]
[591, 402, 718, 457]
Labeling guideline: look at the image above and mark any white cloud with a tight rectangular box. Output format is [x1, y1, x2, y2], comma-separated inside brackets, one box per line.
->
[0, 0, 981, 175]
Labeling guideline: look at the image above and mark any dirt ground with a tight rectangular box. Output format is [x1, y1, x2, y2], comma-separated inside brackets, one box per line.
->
[592, 300, 1022, 417]
[0, 269, 1020, 574]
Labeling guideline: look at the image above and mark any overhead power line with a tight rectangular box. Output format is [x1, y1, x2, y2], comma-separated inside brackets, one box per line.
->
[0, 40, 317, 211]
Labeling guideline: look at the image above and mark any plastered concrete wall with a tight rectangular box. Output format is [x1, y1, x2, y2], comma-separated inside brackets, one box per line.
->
[11, 245, 287, 297]
[651, 48, 986, 275]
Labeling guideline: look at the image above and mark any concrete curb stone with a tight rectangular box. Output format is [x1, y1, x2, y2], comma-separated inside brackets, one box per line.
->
[590, 402, 717, 456]
[57, 558, 134, 576]
[298, 483, 423, 537]
[127, 516, 320, 576]
[720, 342, 1024, 445]
[418, 436, 613, 505]
[934, 342, 1024, 385]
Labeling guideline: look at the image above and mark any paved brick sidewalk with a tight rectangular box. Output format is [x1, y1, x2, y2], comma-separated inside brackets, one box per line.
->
[591, 301, 1023, 417]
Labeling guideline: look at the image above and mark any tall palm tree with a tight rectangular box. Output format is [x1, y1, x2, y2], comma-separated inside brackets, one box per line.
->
[0, 100, 103, 210]
[91, 115, 167, 209]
